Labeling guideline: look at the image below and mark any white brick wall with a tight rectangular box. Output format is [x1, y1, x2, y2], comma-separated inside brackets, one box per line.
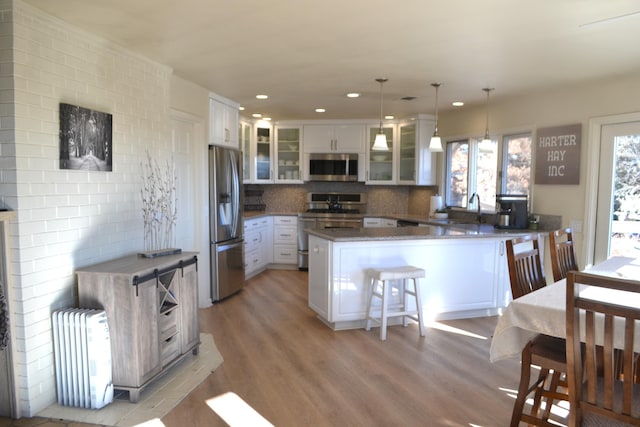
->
[3, 0, 178, 416]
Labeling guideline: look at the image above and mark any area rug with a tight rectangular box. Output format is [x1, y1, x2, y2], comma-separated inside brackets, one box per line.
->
[38, 333, 223, 426]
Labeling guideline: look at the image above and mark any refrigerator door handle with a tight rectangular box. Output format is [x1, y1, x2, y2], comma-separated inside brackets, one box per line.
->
[230, 150, 240, 238]
[217, 239, 243, 253]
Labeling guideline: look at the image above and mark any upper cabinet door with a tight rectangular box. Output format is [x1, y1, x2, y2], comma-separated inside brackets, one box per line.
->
[254, 124, 273, 183]
[333, 124, 365, 153]
[240, 121, 251, 182]
[275, 126, 302, 183]
[303, 124, 365, 153]
[209, 94, 239, 148]
[366, 124, 395, 184]
[398, 115, 436, 185]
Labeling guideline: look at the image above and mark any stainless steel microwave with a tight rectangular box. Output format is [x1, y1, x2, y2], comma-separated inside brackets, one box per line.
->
[305, 153, 361, 181]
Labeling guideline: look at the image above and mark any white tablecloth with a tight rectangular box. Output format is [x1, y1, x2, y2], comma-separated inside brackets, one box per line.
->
[490, 256, 640, 362]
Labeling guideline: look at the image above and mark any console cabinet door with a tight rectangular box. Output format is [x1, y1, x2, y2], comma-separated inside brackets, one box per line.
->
[77, 272, 161, 388]
[179, 263, 199, 353]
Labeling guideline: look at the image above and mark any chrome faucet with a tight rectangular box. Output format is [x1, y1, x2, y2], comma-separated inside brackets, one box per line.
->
[469, 193, 482, 223]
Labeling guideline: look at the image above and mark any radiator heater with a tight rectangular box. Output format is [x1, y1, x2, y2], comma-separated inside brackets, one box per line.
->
[52, 309, 114, 409]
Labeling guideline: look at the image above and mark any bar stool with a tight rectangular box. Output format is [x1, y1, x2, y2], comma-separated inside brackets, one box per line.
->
[364, 266, 426, 340]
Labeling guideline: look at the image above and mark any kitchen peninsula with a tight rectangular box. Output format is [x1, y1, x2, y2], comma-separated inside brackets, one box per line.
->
[307, 223, 531, 330]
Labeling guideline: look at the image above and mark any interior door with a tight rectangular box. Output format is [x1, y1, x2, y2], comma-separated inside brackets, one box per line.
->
[171, 113, 197, 251]
[594, 121, 640, 262]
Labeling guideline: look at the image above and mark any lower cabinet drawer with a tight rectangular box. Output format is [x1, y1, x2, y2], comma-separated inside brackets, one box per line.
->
[159, 308, 179, 339]
[161, 334, 180, 366]
[273, 244, 297, 264]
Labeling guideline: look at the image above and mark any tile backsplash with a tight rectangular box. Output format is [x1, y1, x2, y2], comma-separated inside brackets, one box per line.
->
[255, 183, 440, 216]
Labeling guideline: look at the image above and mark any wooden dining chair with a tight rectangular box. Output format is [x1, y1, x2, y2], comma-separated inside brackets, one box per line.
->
[506, 234, 569, 426]
[506, 234, 547, 299]
[566, 271, 640, 426]
[549, 227, 579, 282]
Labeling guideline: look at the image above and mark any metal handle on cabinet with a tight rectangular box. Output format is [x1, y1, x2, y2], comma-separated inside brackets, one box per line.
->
[224, 128, 230, 142]
[313, 247, 319, 253]
[500, 241, 505, 256]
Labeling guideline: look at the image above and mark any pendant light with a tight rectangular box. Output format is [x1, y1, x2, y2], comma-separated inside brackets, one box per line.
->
[428, 82, 443, 152]
[372, 78, 389, 151]
[480, 87, 495, 153]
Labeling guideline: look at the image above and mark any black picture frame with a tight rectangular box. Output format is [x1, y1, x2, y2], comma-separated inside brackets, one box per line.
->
[59, 103, 112, 171]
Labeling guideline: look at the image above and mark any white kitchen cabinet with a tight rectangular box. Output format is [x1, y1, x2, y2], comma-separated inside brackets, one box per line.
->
[308, 236, 330, 319]
[303, 123, 365, 153]
[308, 235, 510, 330]
[363, 217, 397, 227]
[275, 125, 302, 183]
[365, 124, 395, 184]
[240, 120, 252, 182]
[209, 93, 239, 148]
[244, 216, 273, 278]
[272, 215, 298, 265]
[397, 114, 437, 185]
[254, 123, 273, 183]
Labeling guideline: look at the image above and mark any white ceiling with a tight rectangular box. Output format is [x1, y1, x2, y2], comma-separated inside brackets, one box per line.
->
[21, 0, 640, 120]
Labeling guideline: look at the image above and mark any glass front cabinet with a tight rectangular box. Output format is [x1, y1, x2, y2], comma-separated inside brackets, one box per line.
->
[275, 125, 302, 183]
[398, 115, 437, 185]
[366, 124, 395, 184]
[240, 120, 251, 182]
[254, 123, 273, 183]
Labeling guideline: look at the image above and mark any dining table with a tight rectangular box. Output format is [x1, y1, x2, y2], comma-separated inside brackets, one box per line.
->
[490, 255, 640, 363]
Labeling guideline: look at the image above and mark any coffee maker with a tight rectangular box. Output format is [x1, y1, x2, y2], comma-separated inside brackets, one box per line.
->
[495, 194, 528, 229]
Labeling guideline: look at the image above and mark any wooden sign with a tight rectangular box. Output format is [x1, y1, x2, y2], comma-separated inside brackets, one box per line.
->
[534, 123, 581, 185]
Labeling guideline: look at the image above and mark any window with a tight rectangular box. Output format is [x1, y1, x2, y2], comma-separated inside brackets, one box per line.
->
[445, 133, 532, 212]
[502, 133, 532, 196]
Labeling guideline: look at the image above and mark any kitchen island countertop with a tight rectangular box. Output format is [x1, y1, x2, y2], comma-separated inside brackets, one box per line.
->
[307, 222, 534, 242]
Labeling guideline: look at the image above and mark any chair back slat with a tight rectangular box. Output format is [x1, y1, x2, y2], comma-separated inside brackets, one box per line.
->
[549, 227, 579, 282]
[566, 271, 640, 426]
[506, 235, 546, 299]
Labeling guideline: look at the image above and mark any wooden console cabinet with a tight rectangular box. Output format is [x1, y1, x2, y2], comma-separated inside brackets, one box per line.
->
[76, 252, 200, 402]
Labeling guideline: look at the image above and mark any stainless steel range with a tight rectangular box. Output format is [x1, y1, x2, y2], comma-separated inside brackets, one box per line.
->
[297, 192, 366, 270]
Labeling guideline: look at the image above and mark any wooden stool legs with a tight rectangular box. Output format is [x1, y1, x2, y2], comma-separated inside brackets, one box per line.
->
[365, 267, 425, 340]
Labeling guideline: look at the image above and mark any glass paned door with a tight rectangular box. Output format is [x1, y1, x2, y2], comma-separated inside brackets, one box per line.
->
[595, 122, 640, 261]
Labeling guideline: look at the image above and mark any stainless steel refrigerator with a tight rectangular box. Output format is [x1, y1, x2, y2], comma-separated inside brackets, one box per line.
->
[209, 145, 245, 302]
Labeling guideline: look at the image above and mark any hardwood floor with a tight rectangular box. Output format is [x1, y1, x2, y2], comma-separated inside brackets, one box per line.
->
[2, 269, 568, 426]
[162, 269, 556, 427]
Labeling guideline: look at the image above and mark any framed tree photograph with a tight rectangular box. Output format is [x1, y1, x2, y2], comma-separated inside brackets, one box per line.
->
[59, 103, 113, 171]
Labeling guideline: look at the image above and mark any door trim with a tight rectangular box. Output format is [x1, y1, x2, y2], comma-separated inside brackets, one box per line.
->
[584, 111, 640, 267]
[0, 213, 19, 418]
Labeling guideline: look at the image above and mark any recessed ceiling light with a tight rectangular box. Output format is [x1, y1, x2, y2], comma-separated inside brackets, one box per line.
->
[346, 93, 360, 98]
[252, 113, 262, 118]
[452, 101, 464, 107]
[239, 106, 245, 111]
[315, 108, 326, 113]
[263, 117, 272, 121]
[256, 94, 268, 100]
[385, 115, 394, 120]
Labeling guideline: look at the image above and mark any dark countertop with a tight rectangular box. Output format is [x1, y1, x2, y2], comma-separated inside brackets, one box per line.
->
[243, 211, 551, 240]
[307, 223, 534, 242]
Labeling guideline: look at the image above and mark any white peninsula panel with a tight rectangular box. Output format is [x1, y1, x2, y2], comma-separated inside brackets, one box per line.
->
[308, 232, 511, 330]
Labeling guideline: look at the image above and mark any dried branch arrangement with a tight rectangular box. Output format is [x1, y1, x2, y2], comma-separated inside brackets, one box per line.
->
[140, 151, 178, 253]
